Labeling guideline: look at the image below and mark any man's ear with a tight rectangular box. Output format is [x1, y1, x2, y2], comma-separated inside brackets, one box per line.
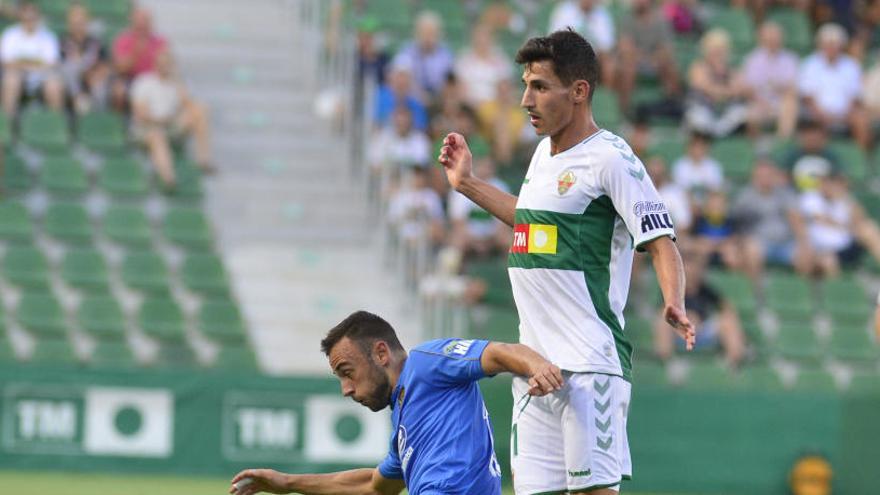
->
[571, 80, 590, 104]
[372, 340, 391, 366]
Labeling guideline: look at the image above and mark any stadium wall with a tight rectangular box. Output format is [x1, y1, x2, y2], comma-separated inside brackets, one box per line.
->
[1, 366, 877, 494]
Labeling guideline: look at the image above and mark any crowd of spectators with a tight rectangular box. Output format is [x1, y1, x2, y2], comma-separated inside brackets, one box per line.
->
[354, 0, 880, 367]
[0, 1, 212, 190]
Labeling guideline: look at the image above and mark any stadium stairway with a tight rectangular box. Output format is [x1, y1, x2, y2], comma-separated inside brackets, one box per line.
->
[142, 0, 420, 374]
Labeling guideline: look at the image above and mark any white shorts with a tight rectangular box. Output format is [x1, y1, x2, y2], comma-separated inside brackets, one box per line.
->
[511, 372, 632, 494]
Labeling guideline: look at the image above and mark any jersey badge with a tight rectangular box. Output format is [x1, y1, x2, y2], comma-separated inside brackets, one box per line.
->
[557, 170, 576, 195]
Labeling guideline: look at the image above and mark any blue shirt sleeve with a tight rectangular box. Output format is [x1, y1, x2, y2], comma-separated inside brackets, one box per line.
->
[377, 427, 403, 480]
[410, 339, 491, 387]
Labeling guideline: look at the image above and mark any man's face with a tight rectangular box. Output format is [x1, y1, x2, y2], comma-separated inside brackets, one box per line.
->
[416, 19, 439, 51]
[521, 61, 578, 137]
[801, 127, 827, 151]
[751, 162, 777, 192]
[20, 4, 39, 28]
[328, 338, 392, 412]
[760, 24, 783, 51]
[131, 8, 152, 35]
[67, 7, 89, 36]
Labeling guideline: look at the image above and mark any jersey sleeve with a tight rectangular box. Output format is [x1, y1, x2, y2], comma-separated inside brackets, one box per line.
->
[597, 149, 676, 251]
[410, 339, 491, 387]
[377, 441, 403, 479]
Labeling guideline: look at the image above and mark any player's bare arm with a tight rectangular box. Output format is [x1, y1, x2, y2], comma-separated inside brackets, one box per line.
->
[642, 236, 696, 350]
[480, 342, 564, 395]
[438, 132, 518, 227]
[229, 467, 404, 495]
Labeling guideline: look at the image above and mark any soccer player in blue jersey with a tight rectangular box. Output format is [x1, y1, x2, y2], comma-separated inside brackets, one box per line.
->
[229, 310, 562, 495]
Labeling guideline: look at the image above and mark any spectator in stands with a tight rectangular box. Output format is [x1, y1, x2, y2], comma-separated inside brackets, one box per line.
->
[448, 156, 511, 257]
[742, 21, 799, 138]
[549, 0, 615, 85]
[672, 131, 724, 205]
[374, 64, 428, 132]
[356, 16, 389, 90]
[685, 29, 749, 138]
[617, 0, 680, 112]
[861, 53, 880, 125]
[388, 166, 446, 248]
[368, 107, 431, 191]
[800, 171, 880, 277]
[731, 158, 813, 276]
[131, 50, 212, 189]
[60, 4, 110, 114]
[653, 249, 745, 367]
[476, 78, 528, 165]
[692, 189, 763, 282]
[0, 1, 64, 116]
[646, 156, 693, 234]
[662, 0, 702, 36]
[392, 11, 454, 103]
[111, 7, 167, 110]
[799, 23, 871, 149]
[852, 0, 880, 63]
[781, 119, 841, 192]
[454, 24, 512, 107]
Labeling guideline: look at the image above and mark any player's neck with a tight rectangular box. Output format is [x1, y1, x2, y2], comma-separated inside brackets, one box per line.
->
[388, 354, 407, 391]
[549, 114, 600, 156]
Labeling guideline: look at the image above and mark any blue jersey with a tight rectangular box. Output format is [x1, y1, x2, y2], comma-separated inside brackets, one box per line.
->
[377, 338, 502, 494]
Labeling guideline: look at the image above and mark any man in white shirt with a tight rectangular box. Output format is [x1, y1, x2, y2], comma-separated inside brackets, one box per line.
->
[0, 1, 64, 115]
[742, 21, 799, 138]
[799, 23, 870, 148]
[671, 132, 724, 207]
[549, 0, 616, 85]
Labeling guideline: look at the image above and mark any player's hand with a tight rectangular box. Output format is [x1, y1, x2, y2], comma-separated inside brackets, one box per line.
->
[664, 305, 696, 351]
[230, 469, 291, 495]
[527, 361, 564, 396]
[438, 132, 473, 190]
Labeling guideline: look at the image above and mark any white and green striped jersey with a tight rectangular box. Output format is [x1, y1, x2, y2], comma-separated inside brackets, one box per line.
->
[508, 130, 675, 381]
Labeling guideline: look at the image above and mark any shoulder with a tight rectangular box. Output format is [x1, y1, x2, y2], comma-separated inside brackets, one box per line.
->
[1, 24, 21, 39]
[412, 338, 478, 356]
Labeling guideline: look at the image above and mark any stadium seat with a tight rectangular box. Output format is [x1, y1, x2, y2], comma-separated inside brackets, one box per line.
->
[44, 202, 92, 243]
[0, 110, 11, 146]
[99, 156, 149, 197]
[740, 365, 783, 389]
[172, 161, 204, 200]
[646, 137, 686, 165]
[708, 7, 755, 53]
[827, 323, 877, 362]
[774, 322, 822, 362]
[793, 369, 837, 391]
[829, 140, 867, 181]
[62, 248, 110, 291]
[21, 108, 70, 152]
[198, 298, 247, 343]
[138, 297, 185, 342]
[765, 272, 813, 320]
[706, 270, 757, 319]
[592, 88, 623, 130]
[121, 250, 171, 294]
[820, 276, 872, 324]
[77, 295, 126, 340]
[78, 110, 127, 153]
[633, 360, 668, 386]
[83, 0, 130, 22]
[89, 340, 136, 368]
[686, 360, 736, 389]
[18, 292, 66, 338]
[156, 343, 196, 367]
[212, 345, 258, 370]
[0, 329, 16, 362]
[849, 373, 880, 393]
[163, 207, 213, 248]
[4, 153, 33, 193]
[181, 253, 230, 296]
[767, 8, 812, 54]
[4, 246, 50, 289]
[712, 137, 754, 182]
[41, 156, 89, 197]
[103, 205, 152, 246]
[0, 202, 33, 241]
[29, 336, 77, 365]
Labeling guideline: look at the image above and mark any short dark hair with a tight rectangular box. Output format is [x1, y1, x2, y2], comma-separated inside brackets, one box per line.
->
[321, 311, 405, 356]
[515, 29, 599, 98]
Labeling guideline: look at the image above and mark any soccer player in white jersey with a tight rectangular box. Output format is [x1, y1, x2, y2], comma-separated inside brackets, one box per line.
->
[439, 30, 696, 495]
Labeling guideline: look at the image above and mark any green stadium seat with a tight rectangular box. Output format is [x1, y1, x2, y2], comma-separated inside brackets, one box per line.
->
[820, 276, 872, 324]
[466, 258, 514, 307]
[121, 250, 170, 294]
[4, 246, 49, 289]
[592, 87, 623, 130]
[0, 328, 16, 362]
[765, 272, 813, 320]
[706, 270, 757, 319]
[4, 153, 33, 192]
[103, 205, 152, 246]
[0, 110, 11, 146]
[468, 306, 518, 342]
[163, 207, 213, 248]
[89, 340, 136, 368]
[767, 8, 812, 54]
[18, 292, 66, 338]
[199, 298, 247, 343]
[61, 248, 109, 291]
[181, 253, 230, 296]
[156, 343, 195, 367]
[848, 374, 880, 393]
[78, 295, 126, 340]
[45, 202, 92, 243]
[646, 137, 686, 165]
[828, 323, 877, 362]
[0, 202, 33, 241]
[793, 369, 837, 391]
[29, 336, 77, 365]
[212, 344, 258, 370]
[740, 365, 783, 389]
[709, 7, 755, 53]
[21, 108, 70, 152]
[78, 110, 127, 152]
[712, 137, 754, 182]
[171, 159, 205, 201]
[41, 156, 89, 196]
[633, 360, 668, 386]
[829, 140, 867, 181]
[99, 156, 149, 197]
[83, 0, 130, 22]
[139, 297, 185, 342]
[774, 322, 822, 362]
[686, 360, 736, 389]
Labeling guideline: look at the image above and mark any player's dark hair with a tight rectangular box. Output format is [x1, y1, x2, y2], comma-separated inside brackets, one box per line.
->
[321, 311, 405, 357]
[515, 29, 599, 99]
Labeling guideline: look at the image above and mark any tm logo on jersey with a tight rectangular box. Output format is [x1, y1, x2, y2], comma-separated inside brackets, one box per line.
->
[510, 224, 558, 254]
